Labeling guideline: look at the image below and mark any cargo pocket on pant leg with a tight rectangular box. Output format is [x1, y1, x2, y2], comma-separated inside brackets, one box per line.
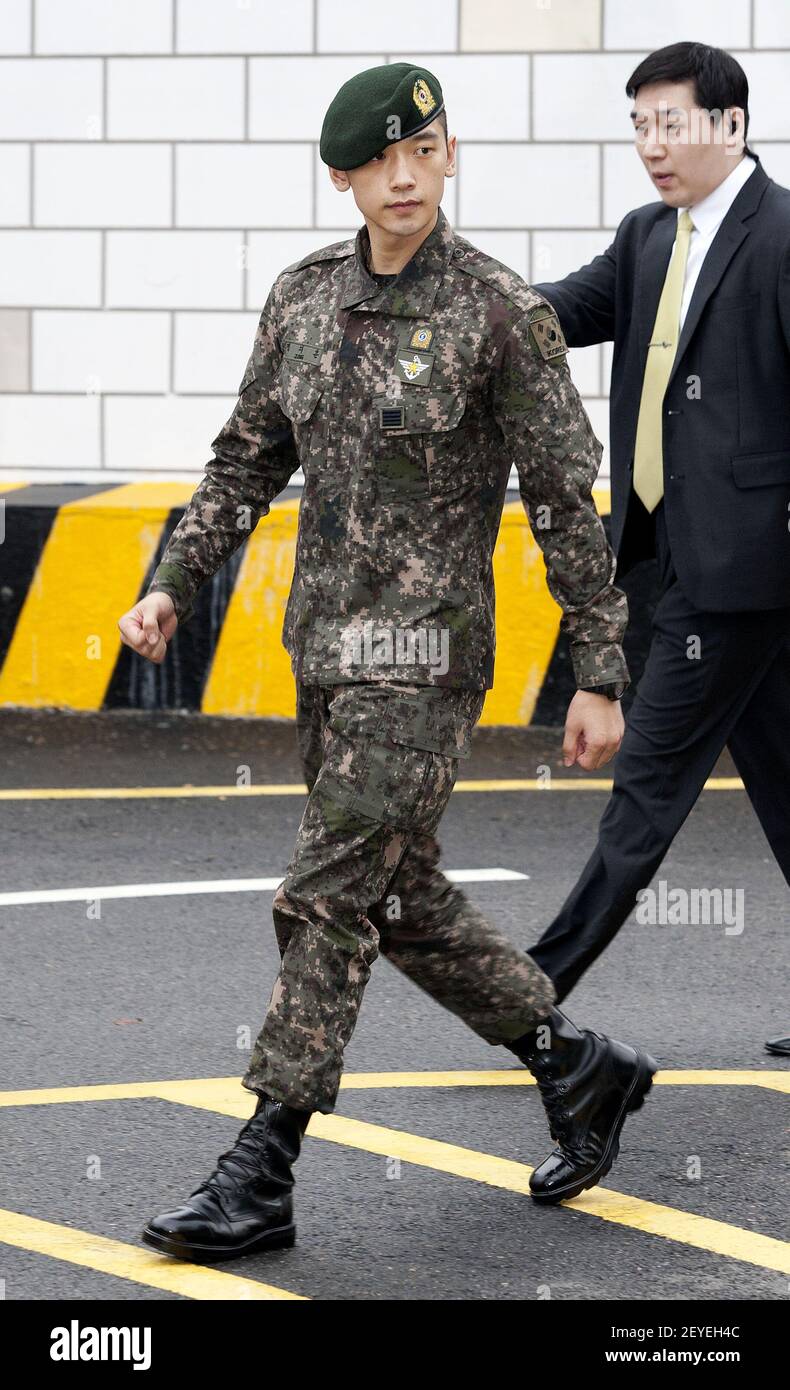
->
[315, 684, 485, 833]
[377, 687, 486, 833]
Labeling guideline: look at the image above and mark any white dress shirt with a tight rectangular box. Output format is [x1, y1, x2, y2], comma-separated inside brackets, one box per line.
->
[677, 155, 756, 327]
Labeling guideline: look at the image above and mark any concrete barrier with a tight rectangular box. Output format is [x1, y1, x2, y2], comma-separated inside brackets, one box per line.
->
[0, 481, 657, 723]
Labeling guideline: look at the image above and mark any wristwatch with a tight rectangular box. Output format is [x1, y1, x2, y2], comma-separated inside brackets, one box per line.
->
[581, 680, 628, 701]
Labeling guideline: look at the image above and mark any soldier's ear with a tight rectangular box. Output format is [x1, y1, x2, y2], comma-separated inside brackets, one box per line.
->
[328, 166, 352, 192]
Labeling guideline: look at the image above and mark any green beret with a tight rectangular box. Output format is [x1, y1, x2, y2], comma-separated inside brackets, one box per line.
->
[320, 62, 444, 171]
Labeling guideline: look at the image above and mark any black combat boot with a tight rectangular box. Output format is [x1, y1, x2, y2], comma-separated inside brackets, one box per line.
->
[141, 1091, 312, 1263]
[510, 1007, 658, 1204]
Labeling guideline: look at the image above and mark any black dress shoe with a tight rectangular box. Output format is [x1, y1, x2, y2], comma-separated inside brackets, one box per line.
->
[141, 1091, 312, 1263]
[510, 1007, 658, 1204]
[765, 1034, 790, 1057]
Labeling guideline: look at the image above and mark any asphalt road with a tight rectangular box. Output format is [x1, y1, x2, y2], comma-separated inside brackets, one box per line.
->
[1, 708, 787, 1303]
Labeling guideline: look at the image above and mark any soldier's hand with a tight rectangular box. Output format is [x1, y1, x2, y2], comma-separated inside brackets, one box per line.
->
[562, 689, 624, 771]
[117, 592, 178, 665]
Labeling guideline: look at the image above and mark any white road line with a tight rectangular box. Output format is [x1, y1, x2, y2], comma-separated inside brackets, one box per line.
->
[0, 868, 529, 908]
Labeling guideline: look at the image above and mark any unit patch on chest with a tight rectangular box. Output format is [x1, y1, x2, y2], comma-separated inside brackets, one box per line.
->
[409, 325, 434, 350]
[394, 349, 435, 385]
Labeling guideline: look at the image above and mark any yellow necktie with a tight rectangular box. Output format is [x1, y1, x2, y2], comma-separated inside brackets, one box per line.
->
[633, 209, 695, 512]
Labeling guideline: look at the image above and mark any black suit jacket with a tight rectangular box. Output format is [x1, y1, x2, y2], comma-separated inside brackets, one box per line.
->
[534, 156, 790, 610]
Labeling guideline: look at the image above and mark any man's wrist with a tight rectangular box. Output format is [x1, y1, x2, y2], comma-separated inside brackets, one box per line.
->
[577, 679, 628, 701]
[147, 563, 195, 624]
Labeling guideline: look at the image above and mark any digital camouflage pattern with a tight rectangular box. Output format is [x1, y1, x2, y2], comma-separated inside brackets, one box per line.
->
[147, 204, 630, 691]
[241, 680, 556, 1112]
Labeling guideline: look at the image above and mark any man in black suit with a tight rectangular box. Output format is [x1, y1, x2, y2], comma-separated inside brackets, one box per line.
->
[525, 41, 790, 1056]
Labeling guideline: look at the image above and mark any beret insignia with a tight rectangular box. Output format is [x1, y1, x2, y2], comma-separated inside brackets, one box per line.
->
[413, 78, 436, 118]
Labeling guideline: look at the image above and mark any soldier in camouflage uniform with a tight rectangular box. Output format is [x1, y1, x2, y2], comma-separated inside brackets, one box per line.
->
[123, 63, 657, 1265]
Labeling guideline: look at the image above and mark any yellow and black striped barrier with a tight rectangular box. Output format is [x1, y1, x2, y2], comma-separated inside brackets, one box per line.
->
[0, 482, 655, 724]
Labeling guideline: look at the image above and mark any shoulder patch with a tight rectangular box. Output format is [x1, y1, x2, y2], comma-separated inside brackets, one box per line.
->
[281, 237, 356, 274]
[527, 308, 567, 362]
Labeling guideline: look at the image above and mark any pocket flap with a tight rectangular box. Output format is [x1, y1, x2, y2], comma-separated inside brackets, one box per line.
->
[373, 389, 467, 435]
[731, 451, 790, 487]
[384, 687, 483, 760]
[277, 363, 323, 422]
[238, 360, 257, 394]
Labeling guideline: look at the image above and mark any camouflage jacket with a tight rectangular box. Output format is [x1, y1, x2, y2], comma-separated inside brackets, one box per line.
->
[147, 204, 629, 691]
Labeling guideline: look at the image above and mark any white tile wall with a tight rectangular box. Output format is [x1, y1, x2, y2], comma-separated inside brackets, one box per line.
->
[35, 0, 173, 54]
[459, 144, 599, 227]
[1, 0, 31, 55]
[316, 0, 457, 54]
[0, 146, 31, 225]
[603, 145, 661, 226]
[0, 394, 101, 469]
[0, 59, 103, 138]
[178, 0, 313, 55]
[108, 58, 245, 139]
[0, 232, 102, 306]
[175, 144, 313, 226]
[533, 54, 640, 142]
[35, 144, 172, 227]
[105, 232, 244, 308]
[755, 0, 790, 47]
[731, 51, 790, 139]
[249, 56, 383, 138]
[603, 0, 750, 50]
[460, 0, 601, 53]
[33, 310, 171, 392]
[1, 2, 787, 484]
[532, 231, 614, 282]
[173, 311, 259, 393]
[105, 393, 243, 471]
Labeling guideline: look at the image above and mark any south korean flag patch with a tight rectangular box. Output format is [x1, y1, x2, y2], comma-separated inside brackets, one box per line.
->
[529, 311, 567, 362]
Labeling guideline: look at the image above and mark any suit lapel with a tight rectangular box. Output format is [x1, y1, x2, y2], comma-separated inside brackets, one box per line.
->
[667, 159, 769, 387]
[667, 220, 749, 387]
[634, 159, 770, 390]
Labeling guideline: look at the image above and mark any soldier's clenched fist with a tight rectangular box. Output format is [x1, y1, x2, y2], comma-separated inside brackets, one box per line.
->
[117, 592, 177, 664]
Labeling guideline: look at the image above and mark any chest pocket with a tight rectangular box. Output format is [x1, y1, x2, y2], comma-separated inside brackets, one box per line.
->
[371, 388, 472, 502]
[276, 359, 325, 477]
[278, 360, 323, 422]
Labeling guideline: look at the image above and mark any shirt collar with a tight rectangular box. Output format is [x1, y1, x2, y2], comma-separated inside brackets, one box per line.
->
[680, 154, 756, 237]
[338, 204, 456, 316]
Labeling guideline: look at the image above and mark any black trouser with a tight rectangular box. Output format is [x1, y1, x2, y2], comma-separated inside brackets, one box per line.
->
[528, 500, 790, 1003]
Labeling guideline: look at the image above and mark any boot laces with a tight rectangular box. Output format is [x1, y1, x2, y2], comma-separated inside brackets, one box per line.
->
[191, 1111, 278, 1201]
[529, 1031, 601, 1155]
[532, 1067, 574, 1146]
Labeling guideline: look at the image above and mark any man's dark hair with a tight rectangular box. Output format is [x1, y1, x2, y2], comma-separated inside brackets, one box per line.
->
[625, 41, 755, 157]
[435, 108, 448, 146]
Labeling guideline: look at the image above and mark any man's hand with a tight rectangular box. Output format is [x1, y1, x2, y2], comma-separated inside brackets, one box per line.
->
[118, 592, 178, 665]
[562, 689, 624, 771]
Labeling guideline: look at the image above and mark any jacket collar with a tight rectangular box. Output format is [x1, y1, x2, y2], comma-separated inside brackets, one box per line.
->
[338, 204, 456, 316]
[680, 151, 756, 239]
[637, 155, 770, 381]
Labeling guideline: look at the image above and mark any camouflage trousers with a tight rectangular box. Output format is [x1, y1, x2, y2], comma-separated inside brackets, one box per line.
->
[241, 681, 555, 1113]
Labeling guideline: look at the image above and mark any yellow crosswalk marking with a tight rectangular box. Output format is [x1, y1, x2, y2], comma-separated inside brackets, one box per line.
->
[0, 1208, 306, 1300]
[2, 1072, 786, 1290]
[309, 1114, 790, 1277]
[0, 777, 746, 800]
[1, 1070, 787, 1108]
